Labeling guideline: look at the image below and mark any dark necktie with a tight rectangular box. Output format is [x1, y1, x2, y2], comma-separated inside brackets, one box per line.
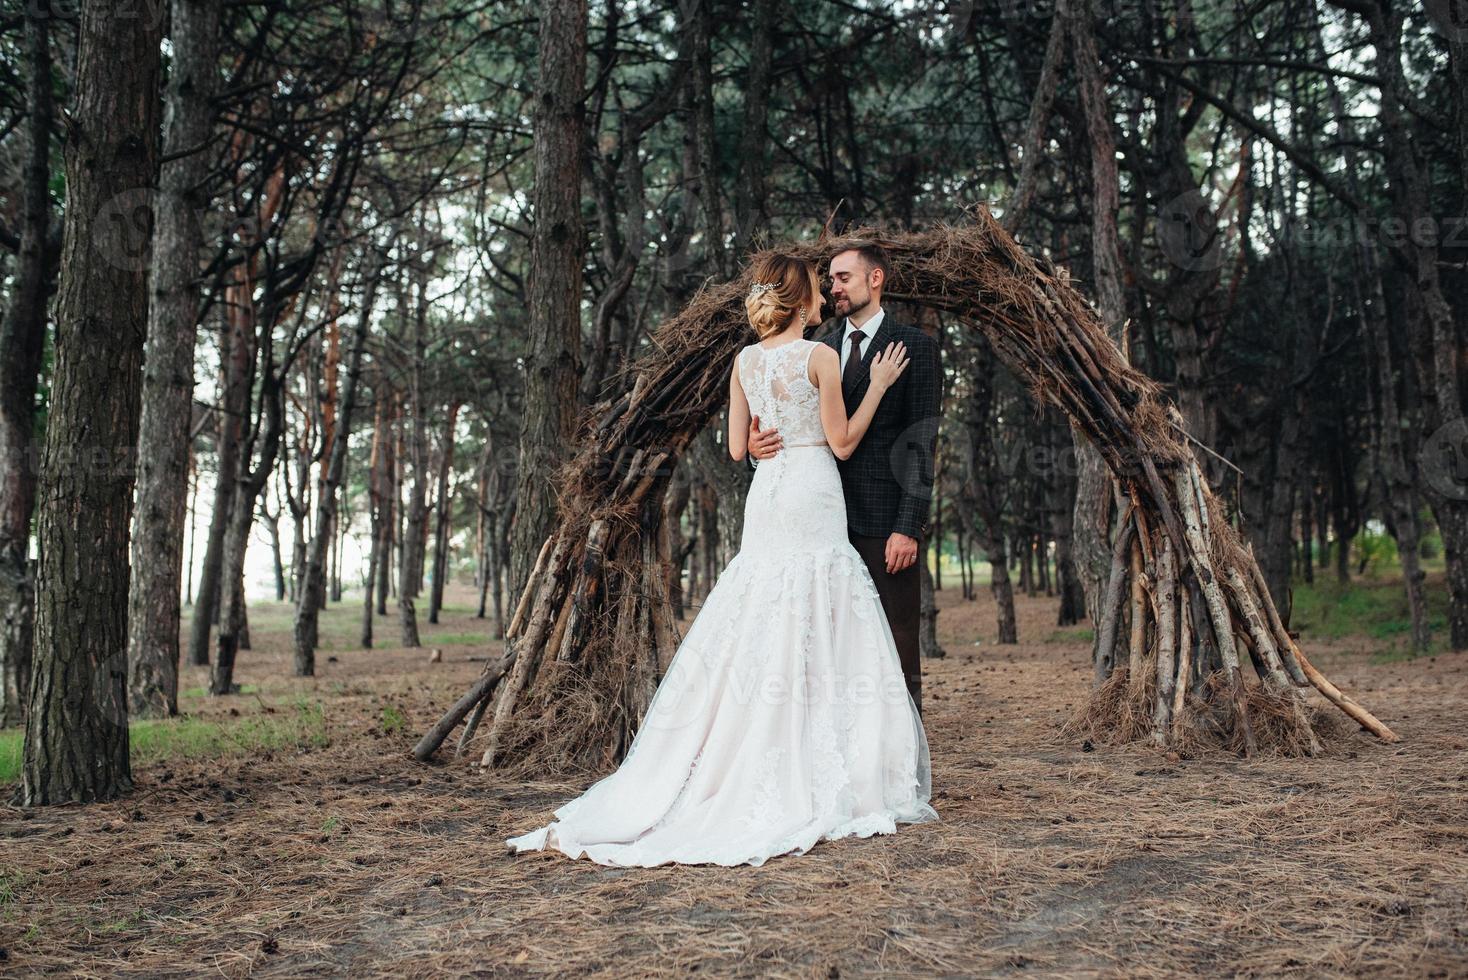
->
[843, 329, 866, 389]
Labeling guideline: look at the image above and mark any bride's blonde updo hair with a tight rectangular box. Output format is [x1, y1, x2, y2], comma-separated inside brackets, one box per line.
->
[743, 253, 817, 340]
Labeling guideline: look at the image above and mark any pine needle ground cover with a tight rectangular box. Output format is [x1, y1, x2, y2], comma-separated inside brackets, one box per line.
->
[2, 583, 1464, 976]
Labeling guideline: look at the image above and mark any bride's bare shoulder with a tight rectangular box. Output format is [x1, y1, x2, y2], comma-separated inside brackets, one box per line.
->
[808, 342, 838, 366]
[807, 342, 838, 383]
[732, 344, 757, 381]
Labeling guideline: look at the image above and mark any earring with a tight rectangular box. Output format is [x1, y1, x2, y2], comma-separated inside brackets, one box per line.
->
[799, 307, 808, 326]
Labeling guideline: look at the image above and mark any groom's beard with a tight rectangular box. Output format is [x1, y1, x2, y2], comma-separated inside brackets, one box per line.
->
[836, 295, 871, 319]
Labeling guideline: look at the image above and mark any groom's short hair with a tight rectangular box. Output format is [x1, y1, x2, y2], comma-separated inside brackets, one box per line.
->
[846, 242, 891, 283]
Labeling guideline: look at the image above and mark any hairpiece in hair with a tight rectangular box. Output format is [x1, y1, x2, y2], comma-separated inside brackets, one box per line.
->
[747, 281, 777, 300]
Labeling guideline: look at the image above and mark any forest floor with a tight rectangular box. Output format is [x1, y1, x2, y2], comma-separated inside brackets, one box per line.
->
[2, 574, 1467, 978]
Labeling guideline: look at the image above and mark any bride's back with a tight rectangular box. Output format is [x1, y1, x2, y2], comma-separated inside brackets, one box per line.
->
[736, 337, 847, 554]
[738, 339, 826, 449]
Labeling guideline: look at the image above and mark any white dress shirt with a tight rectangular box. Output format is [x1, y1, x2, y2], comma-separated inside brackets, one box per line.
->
[840, 306, 885, 373]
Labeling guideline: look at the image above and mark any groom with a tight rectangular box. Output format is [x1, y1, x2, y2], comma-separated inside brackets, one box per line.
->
[749, 243, 942, 717]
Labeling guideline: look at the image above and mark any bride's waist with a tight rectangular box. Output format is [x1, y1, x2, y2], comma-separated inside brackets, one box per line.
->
[752, 443, 840, 483]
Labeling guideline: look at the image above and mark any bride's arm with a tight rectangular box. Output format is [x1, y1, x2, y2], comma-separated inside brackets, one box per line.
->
[813, 342, 908, 460]
[728, 356, 752, 461]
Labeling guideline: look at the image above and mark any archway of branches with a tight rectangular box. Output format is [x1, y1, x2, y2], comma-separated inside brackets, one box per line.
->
[414, 205, 1396, 775]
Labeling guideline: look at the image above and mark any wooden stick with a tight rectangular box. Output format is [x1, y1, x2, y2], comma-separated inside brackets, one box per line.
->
[1241, 542, 1310, 687]
[544, 587, 577, 668]
[455, 690, 492, 757]
[1175, 464, 1256, 757]
[1172, 568, 1192, 733]
[1222, 564, 1295, 693]
[1127, 534, 1147, 687]
[1285, 642, 1400, 743]
[411, 651, 512, 762]
[481, 534, 573, 767]
[1094, 508, 1137, 687]
[506, 535, 554, 641]
[1140, 455, 1192, 574]
[556, 519, 610, 663]
[1153, 539, 1178, 746]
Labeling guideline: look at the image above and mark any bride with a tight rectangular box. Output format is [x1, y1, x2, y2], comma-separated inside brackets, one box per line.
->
[505, 252, 939, 867]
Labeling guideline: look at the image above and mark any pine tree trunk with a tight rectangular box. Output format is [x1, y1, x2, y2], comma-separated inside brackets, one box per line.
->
[262, 500, 286, 601]
[184, 454, 197, 605]
[295, 261, 378, 675]
[965, 338, 1018, 643]
[287, 418, 311, 604]
[361, 393, 388, 648]
[210, 255, 283, 693]
[473, 437, 493, 620]
[188, 316, 245, 668]
[919, 558, 944, 660]
[1361, 3, 1468, 650]
[1067, 0, 1129, 666]
[0, 5, 53, 731]
[330, 509, 345, 603]
[196, 273, 253, 678]
[731, 0, 775, 251]
[376, 395, 398, 616]
[428, 403, 459, 624]
[489, 505, 509, 638]
[662, 465, 691, 620]
[1363, 248, 1430, 652]
[507, 0, 586, 601]
[932, 498, 944, 591]
[1017, 532, 1034, 598]
[19, 0, 163, 805]
[398, 277, 429, 648]
[126, 0, 222, 720]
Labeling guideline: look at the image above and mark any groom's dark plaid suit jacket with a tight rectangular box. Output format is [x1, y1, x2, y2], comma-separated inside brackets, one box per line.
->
[818, 316, 942, 540]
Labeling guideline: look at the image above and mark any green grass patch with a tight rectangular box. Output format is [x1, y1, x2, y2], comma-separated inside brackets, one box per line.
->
[1368, 647, 1421, 666]
[95, 909, 147, 934]
[1291, 576, 1450, 643]
[180, 683, 258, 699]
[0, 732, 19, 787]
[1044, 626, 1095, 644]
[429, 632, 487, 646]
[1291, 571, 1454, 665]
[380, 704, 406, 735]
[0, 697, 328, 787]
[0, 869, 27, 908]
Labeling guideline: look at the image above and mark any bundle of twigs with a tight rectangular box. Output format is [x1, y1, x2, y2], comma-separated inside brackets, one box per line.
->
[413, 204, 1395, 773]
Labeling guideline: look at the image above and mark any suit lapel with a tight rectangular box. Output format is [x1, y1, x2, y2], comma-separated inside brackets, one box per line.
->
[821, 324, 843, 354]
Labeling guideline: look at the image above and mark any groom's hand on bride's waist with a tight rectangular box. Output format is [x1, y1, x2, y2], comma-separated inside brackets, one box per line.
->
[748, 415, 782, 465]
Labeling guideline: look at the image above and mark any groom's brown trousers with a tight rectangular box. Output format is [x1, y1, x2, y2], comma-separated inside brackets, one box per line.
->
[849, 533, 923, 718]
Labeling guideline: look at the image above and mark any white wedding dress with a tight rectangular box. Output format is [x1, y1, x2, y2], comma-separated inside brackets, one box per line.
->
[505, 338, 938, 867]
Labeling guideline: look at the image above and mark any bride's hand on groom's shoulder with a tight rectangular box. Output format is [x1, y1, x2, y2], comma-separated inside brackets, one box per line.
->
[869, 341, 910, 392]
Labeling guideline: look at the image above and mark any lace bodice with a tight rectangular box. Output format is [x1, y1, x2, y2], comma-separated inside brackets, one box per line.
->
[738, 339, 826, 448]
